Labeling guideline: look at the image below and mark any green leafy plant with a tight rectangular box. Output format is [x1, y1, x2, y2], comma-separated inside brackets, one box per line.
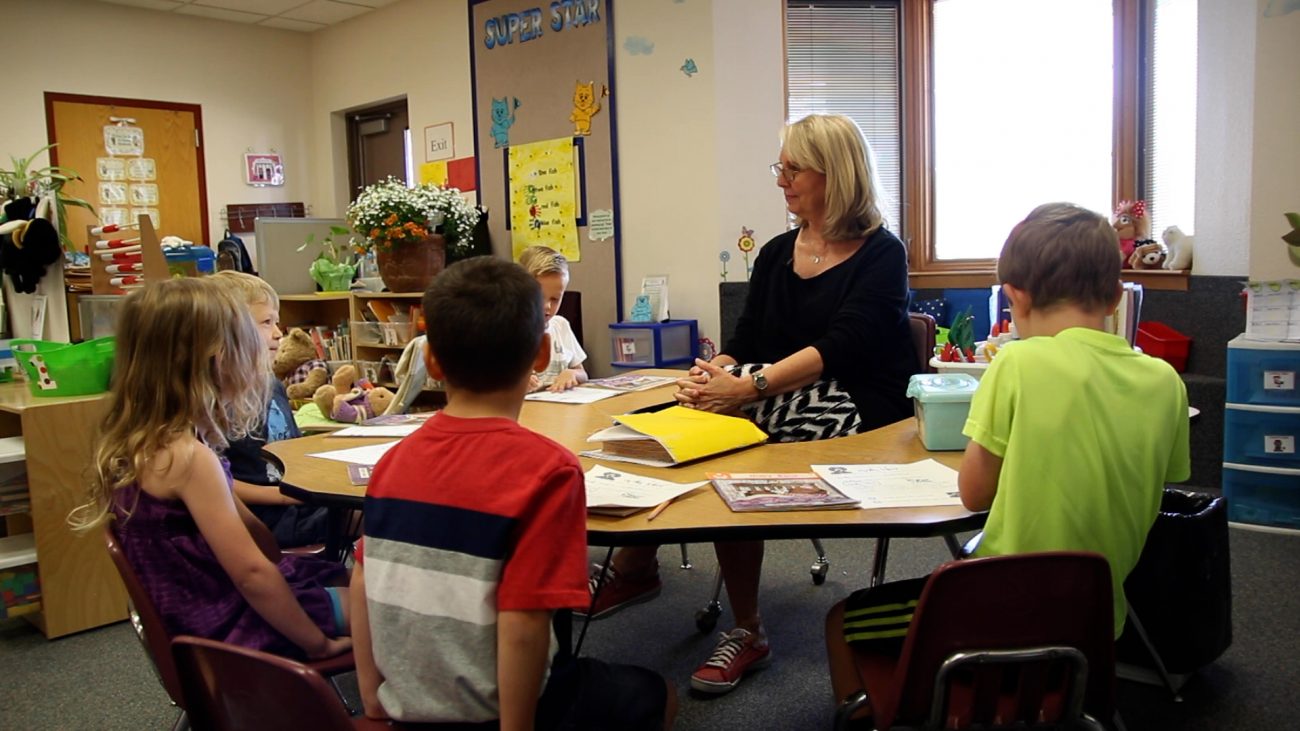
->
[297, 224, 359, 291]
[0, 143, 96, 248]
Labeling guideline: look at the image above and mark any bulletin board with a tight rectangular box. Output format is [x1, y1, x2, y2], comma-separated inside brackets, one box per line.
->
[469, 0, 622, 374]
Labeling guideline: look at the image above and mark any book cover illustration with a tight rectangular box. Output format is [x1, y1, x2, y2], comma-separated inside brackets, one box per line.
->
[587, 374, 678, 392]
[360, 412, 435, 426]
[708, 472, 860, 512]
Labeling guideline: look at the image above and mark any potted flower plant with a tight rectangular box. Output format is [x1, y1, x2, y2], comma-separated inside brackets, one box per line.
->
[346, 177, 480, 292]
[297, 224, 359, 292]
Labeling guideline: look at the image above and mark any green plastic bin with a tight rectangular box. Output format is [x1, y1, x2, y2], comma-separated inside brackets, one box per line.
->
[9, 337, 116, 397]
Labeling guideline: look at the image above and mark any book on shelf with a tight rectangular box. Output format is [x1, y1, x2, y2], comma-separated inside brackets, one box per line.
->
[580, 406, 768, 467]
[708, 473, 860, 512]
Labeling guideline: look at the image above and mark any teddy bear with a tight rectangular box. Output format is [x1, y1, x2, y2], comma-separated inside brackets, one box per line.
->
[313, 364, 395, 423]
[1127, 241, 1167, 270]
[272, 328, 328, 406]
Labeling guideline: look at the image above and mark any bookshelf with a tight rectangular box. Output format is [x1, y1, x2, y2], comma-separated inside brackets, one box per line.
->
[349, 292, 424, 390]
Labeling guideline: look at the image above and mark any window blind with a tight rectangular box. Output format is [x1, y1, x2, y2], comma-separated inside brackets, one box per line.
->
[786, 1, 902, 233]
[1144, 0, 1198, 240]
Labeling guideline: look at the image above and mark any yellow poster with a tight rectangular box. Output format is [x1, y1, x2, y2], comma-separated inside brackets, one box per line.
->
[418, 161, 448, 186]
[508, 137, 580, 261]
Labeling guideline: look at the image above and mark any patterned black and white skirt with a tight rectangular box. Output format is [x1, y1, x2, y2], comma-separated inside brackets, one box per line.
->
[730, 364, 864, 443]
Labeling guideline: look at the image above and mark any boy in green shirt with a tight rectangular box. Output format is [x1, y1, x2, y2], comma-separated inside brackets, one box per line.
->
[827, 202, 1190, 711]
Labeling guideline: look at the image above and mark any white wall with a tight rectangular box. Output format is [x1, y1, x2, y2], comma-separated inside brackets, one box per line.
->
[0, 0, 314, 246]
[306, 0, 474, 218]
[1247, 0, 1300, 280]
[1195, 0, 1256, 277]
[612, 0, 788, 346]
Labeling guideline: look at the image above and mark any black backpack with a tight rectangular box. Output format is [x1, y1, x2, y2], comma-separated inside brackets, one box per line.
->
[216, 229, 257, 274]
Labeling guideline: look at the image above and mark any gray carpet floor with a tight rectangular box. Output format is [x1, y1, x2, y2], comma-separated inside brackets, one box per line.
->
[2, 526, 1297, 730]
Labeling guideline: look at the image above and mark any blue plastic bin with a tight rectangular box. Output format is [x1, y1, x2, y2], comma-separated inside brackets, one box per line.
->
[907, 373, 980, 451]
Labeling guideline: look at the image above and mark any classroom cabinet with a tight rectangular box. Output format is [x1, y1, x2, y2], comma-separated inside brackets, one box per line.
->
[1223, 336, 1300, 530]
[0, 385, 125, 638]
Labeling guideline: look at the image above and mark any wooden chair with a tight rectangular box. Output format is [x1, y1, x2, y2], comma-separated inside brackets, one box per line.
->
[172, 636, 497, 731]
[909, 311, 937, 374]
[828, 552, 1116, 730]
[104, 523, 354, 730]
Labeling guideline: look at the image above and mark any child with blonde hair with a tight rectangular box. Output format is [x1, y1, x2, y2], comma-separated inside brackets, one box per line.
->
[210, 270, 328, 548]
[72, 278, 350, 660]
[518, 245, 588, 391]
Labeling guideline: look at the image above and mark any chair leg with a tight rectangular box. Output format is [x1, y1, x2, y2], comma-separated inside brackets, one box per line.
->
[679, 543, 692, 570]
[171, 710, 189, 731]
[810, 538, 830, 585]
[833, 690, 872, 731]
[694, 568, 724, 633]
[869, 537, 890, 587]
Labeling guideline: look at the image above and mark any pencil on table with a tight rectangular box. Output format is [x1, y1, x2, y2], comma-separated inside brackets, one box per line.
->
[647, 497, 675, 522]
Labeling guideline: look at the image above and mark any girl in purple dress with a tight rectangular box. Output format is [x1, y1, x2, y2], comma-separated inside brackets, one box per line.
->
[71, 278, 350, 660]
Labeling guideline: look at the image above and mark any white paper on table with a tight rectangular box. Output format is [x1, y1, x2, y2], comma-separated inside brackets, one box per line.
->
[583, 464, 706, 509]
[309, 440, 400, 466]
[810, 459, 964, 509]
[329, 425, 422, 438]
[525, 387, 622, 404]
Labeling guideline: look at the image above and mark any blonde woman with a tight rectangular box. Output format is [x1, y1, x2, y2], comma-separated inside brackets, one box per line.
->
[518, 245, 589, 391]
[590, 115, 914, 697]
[71, 278, 350, 660]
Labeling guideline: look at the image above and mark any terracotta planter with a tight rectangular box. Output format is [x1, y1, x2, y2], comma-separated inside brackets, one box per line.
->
[375, 234, 446, 293]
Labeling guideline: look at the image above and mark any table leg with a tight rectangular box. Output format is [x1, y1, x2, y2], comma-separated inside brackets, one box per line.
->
[869, 537, 890, 587]
[943, 533, 963, 559]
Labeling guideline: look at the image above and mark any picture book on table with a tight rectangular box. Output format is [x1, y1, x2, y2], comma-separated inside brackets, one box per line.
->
[360, 412, 435, 426]
[581, 406, 768, 467]
[708, 473, 860, 512]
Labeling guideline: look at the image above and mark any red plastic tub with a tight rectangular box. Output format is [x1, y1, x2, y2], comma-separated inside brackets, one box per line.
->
[1137, 322, 1191, 372]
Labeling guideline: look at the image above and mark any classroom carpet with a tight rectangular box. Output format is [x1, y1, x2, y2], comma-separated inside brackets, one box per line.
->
[1, 525, 1297, 730]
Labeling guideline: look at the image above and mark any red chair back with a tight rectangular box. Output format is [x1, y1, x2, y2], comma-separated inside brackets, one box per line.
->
[908, 312, 937, 374]
[886, 552, 1115, 728]
[104, 521, 186, 708]
[173, 636, 355, 731]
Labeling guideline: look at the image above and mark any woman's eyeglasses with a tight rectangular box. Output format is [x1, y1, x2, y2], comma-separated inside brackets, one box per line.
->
[770, 161, 807, 182]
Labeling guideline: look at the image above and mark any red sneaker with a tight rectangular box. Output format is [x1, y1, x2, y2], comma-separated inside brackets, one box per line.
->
[690, 627, 772, 694]
[574, 562, 661, 620]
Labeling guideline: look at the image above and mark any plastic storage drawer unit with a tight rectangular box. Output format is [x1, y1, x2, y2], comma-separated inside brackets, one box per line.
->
[1226, 336, 1300, 407]
[906, 373, 980, 451]
[609, 320, 699, 368]
[1223, 404, 1300, 468]
[1222, 462, 1300, 530]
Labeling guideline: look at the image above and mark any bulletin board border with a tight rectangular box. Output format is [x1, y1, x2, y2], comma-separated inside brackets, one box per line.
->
[466, 0, 623, 312]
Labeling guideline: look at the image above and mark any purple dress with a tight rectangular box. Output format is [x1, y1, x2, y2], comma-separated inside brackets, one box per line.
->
[111, 458, 345, 658]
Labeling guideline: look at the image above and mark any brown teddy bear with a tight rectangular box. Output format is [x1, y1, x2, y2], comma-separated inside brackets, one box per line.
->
[272, 328, 329, 406]
[313, 364, 395, 423]
[1127, 241, 1167, 270]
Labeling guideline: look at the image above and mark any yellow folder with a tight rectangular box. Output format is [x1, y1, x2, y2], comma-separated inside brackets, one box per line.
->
[586, 406, 768, 466]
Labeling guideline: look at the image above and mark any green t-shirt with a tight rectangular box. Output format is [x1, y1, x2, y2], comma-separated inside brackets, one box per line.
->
[962, 327, 1190, 637]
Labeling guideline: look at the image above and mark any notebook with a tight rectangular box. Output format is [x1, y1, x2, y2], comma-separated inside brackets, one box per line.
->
[580, 406, 768, 467]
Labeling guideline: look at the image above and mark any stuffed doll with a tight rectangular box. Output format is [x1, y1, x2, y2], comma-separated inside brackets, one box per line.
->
[0, 196, 63, 294]
[313, 364, 395, 424]
[1127, 241, 1167, 270]
[1113, 200, 1154, 263]
[271, 328, 329, 405]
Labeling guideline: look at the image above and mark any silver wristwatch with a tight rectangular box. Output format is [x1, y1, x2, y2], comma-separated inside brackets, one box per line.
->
[751, 371, 769, 393]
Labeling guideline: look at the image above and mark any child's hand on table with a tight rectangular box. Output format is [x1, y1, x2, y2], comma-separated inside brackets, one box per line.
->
[549, 370, 581, 391]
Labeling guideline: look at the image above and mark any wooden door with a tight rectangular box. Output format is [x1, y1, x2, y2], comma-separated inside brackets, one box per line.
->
[347, 100, 410, 195]
[44, 92, 208, 247]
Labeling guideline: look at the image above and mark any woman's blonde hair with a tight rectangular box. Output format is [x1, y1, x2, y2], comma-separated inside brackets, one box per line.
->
[781, 114, 887, 242]
[70, 278, 270, 530]
[518, 245, 570, 281]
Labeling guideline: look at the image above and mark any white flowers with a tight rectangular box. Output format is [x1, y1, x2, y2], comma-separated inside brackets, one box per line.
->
[346, 177, 480, 254]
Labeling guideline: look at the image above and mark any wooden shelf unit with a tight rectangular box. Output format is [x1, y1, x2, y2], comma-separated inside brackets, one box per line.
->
[0, 384, 122, 638]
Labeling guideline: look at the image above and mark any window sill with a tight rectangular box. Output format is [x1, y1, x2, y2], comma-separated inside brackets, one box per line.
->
[909, 268, 1190, 291]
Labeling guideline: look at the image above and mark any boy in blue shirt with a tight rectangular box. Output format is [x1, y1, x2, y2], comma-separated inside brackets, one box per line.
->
[213, 271, 329, 548]
[827, 202, 1189, 712]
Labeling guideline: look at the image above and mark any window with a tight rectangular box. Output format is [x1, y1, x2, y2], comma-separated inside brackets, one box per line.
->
[787, 2, 901, 231]
[784, 0, 1198, 277]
